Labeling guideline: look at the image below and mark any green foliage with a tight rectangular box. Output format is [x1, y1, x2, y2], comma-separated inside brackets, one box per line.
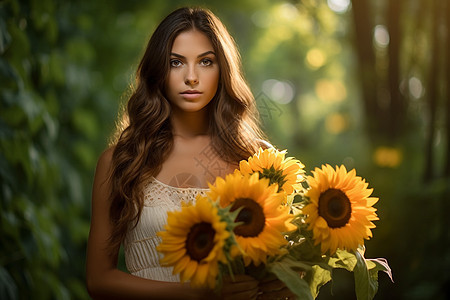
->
[0, 0, 273, 298]
[268, 257, 314, 300]
[1, 0, 449, 299]
[353, 250, 381, 300]
[278, 216, 393, 300]
[0, 0, 128, 298]
[309, 265, 332, 298]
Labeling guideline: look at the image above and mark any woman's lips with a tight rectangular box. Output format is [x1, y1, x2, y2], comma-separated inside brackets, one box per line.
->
[180, 90, 202, 99]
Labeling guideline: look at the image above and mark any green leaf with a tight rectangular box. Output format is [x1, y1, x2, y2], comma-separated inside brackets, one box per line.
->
[308, 265, 332, 298]
[328, 249, 357, 271]
[0, 14, 12, 54]
[275, 256, 313, 272]
[353, 249, 378, 300]
[268, 259, 314, 300]
[285, 228, 323, 263]
[0, 267, 18, 300]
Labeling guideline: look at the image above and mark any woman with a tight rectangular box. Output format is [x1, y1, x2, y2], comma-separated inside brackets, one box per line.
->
[86, 7, 294, 299]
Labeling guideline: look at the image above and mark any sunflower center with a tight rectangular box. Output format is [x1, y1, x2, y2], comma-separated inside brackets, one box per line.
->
[259, 166, 287, 192]
[185, 222, 216, 262]
[318, 188, 351, 228]
[231, 198, 265, 237]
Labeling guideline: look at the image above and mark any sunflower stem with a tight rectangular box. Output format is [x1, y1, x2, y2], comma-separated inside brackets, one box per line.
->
[226, 261, 235, 281]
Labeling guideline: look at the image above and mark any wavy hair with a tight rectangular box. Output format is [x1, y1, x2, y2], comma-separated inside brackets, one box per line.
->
[108, 7, 266, 252]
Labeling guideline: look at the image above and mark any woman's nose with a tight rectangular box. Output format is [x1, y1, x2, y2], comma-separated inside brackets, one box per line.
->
[184, 66, 199, 86]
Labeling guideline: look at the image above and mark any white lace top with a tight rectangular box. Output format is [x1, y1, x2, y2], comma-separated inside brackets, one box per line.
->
[123, 177, 208, 282]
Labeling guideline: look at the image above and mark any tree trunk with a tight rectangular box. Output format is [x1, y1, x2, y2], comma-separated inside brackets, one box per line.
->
[423, 0, 441, 182]
[350, 0, 380, 138]
[444, 0, 450, 178]
[387, 0, 404, 140]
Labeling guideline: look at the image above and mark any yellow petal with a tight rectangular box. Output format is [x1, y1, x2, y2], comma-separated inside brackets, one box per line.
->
[173, 255, 191, 274]
[180, 260, 198, 282]
[316, 216, 328, 229]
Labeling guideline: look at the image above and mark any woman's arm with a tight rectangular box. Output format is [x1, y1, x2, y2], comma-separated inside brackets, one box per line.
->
[86, 148, 206, 299]
[86, 149, 258, 300]
[257, 276, 296, 300]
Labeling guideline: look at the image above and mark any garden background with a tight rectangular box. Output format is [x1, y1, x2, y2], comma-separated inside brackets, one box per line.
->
[1, 0, 450, 299]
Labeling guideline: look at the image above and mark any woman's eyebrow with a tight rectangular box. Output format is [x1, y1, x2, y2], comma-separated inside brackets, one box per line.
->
[170, 50, 216, 59]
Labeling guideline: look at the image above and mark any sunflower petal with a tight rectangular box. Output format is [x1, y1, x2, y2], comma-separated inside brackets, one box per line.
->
[304, 164, 379, 254]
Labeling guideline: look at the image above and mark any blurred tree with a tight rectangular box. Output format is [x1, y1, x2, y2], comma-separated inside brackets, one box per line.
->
[446, 1, 450, 178]
[2, 0, 449, 299]
[0, 0, 160, 298]
[351, 0, 408, 141]
[350, 0, 450, 182]
[349, 0, 450, 298]
[350, 0, 380, 137]
[423, 0, 443, 182]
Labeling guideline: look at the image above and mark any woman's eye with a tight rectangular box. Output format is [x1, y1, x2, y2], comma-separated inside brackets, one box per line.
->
[170, 59, 182, 67]
[200, 58, 213, 66]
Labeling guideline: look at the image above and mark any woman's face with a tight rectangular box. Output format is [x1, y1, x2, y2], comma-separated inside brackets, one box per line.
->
[165, 30, 220, 114]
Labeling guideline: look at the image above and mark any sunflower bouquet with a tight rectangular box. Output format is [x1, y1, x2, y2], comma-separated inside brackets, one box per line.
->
[157, 148, 393, 299]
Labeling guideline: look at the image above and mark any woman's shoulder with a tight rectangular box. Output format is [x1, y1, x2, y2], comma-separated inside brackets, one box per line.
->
[95, 146, 115, 174]
[99, 146, 114, 162]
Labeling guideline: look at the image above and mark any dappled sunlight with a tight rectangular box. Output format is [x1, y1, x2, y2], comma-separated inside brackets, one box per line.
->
[250, 3, 311, 65]
[306, 48, 327, 69]
[315, 79, 347, 103]
[327, 0, 351, 14]
[299, 93, 325, 129]
[325, 112, 349, 134]
[3, 0, 448, 298]
[246, 1, 351, 158]
[325, 60, 346, 78]
[251, 10, 272, 28]
[262, 79, 295, 104]
[276, 2, 299, 21]
[373, 25, 390, 49]
[373, 146, 403, 168]
[407, 76, 424, 99]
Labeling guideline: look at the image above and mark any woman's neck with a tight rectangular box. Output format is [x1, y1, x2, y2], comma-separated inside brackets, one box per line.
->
[170, 108, 209, 138]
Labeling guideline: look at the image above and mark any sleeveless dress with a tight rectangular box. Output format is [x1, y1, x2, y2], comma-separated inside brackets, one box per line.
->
[123, 177, 208, 282]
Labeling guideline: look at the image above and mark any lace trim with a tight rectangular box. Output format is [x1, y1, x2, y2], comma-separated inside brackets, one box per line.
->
[124, 177, 209, 280]
[143, 177, 208, 207]
[151, 176, 209, 191]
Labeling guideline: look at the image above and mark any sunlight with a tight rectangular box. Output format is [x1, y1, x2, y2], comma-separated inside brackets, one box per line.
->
[306, 48, 327, 69]
[373, 146, 403, 168]
[315, 79, 347, 103]
[408, 76, 423, 99]
[262, 79, 295, 104]
[327, 0, 350, 14]
[373, 25, 390, 48]
[325, 113, 348, 134]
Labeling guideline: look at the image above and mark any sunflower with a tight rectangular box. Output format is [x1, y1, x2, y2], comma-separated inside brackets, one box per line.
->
[157, 196, 229, 289]
[208, 172, 296, 266]
[239, 148, 305, 195]
[302, 164, 379, 255]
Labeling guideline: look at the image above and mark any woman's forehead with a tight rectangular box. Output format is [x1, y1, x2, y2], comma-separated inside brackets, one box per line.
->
[171, 30, 215, 57]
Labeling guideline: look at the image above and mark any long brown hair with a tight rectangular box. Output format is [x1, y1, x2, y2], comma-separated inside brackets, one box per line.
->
[108, 7, 266, 252]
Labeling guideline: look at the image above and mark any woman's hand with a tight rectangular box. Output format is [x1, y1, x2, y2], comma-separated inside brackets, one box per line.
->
[257, 274, 297, 300]
[219, 274, 259, 300]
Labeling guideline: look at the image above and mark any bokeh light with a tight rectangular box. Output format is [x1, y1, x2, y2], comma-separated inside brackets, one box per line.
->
[373, 25, 390, 48]
[373, 146, 403, 168]
[262, 79, 295, 104]
[325, 112, 348, 134]
[315, 79, 347, 103]
[251, 10, 272, 28]
[327, 0, 351, 14]
[408, 76, 424, 99]
[306, 48, 327, 69]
